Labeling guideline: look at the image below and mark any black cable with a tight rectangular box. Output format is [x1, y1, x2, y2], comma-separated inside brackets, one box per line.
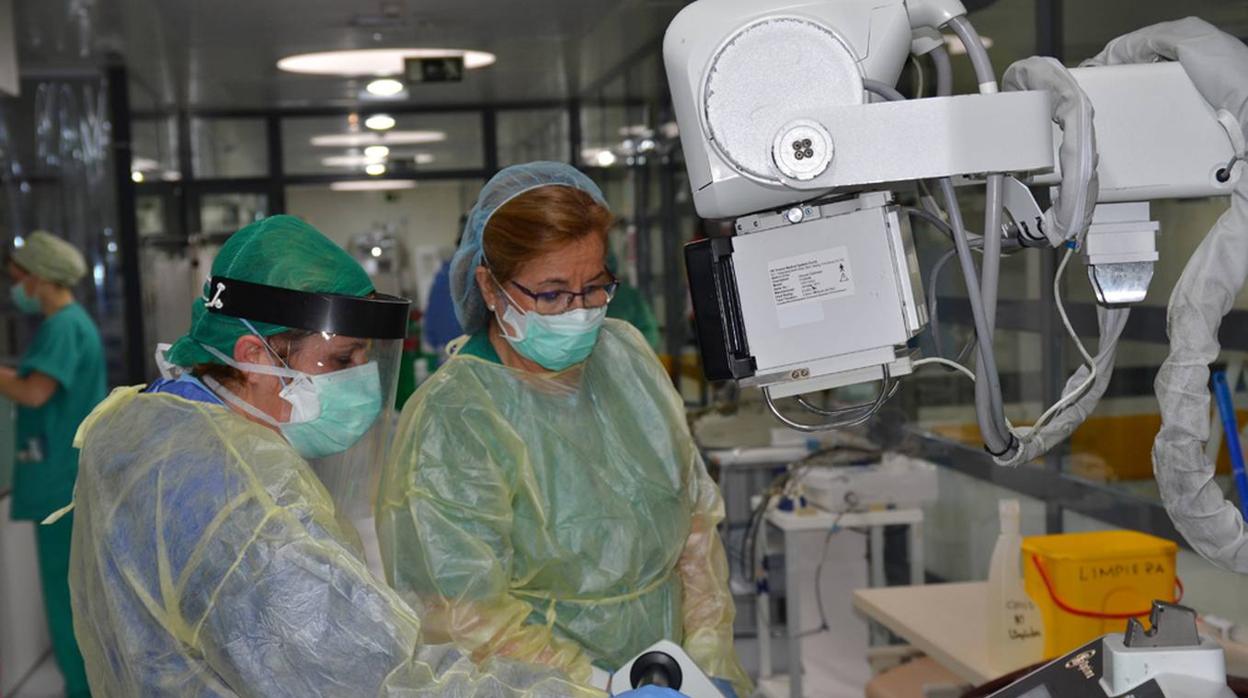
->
[796, 511, 870, 638]
[801, 517, 843, 637]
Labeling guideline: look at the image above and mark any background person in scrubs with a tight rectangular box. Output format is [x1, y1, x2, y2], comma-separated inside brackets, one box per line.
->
[604, 249, 659, 351]
[0, 230, 104, 698]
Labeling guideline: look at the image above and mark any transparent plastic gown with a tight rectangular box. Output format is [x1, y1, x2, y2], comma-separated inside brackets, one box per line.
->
[377, 321, 751, 695]
[69, 385, 598, 697]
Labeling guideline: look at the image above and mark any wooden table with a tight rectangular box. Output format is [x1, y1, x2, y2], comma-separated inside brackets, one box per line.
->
[854, 582, 1248, 689]
[852, 581, 1022, 686]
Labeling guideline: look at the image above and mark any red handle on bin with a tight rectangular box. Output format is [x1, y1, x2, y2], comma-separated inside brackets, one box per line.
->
[1030, 555, 1184, 620]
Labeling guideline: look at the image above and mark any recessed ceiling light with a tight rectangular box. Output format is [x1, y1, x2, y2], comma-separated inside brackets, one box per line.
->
[944, 34, 994, 56]
[365, 163, 387, 176]
[131, 170, 144, 183]
[330, 180, 417, 192]
[310, 130, 446, 147]
[370, 246, 383, 258]
[278, 48, 497, 76]
[364, 145, 390, 159]
[413, 153, 435, 165]
[366, 78, 405, 96]
[583, 148, 617, 167]
[365, 114, 396, 130]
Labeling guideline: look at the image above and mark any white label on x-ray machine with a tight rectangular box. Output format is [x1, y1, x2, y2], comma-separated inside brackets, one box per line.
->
[768, 247, 854, 328]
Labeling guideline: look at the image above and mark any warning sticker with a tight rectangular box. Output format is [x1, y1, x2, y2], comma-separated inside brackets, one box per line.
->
[768, 247, 855, 308]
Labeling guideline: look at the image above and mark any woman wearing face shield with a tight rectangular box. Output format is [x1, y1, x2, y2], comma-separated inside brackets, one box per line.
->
[376, 163, 751, 697]
[67, 215, 597, 697]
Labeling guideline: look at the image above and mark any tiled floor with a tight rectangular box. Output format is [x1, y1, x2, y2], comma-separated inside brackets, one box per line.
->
[10, 652, 64, 698]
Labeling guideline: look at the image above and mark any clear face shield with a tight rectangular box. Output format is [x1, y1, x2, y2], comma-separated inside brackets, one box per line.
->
[197, 276, 410, 527]
[281, 332, 403, 523]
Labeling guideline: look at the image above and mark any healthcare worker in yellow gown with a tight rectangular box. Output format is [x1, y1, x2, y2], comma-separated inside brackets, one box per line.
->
[67, 215, 602, 697]
[376, 162, 751, 696]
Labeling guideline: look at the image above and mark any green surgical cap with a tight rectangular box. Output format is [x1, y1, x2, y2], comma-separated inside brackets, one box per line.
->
[11, 231, 87, 286]
[165, 215, 375, 368]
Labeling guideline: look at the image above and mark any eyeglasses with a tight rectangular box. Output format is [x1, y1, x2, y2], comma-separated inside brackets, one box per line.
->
[505, 276, 620, 315]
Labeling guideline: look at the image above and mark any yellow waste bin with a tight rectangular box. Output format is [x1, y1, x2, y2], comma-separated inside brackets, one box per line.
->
[1021, 530, 1179, 658]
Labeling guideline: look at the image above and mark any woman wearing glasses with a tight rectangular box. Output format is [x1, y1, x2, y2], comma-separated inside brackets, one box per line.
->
[376, 162, 750, 696]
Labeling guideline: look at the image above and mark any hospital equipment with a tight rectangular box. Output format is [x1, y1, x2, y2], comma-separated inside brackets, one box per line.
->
[661, 3, 1248, 692]
[662, 1, 1248, 574]
[796, 453, 938, 513]
[611, 641, 724, 698]
[988, 602, 1234, 697]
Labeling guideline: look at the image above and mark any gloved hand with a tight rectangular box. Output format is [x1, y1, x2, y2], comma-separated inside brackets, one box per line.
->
[711, 677, 739, 698]
[615, 687, 686, 698]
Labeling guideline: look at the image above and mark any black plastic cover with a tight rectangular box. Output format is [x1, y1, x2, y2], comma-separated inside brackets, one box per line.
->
[986, 637, 1166, 697]
[205, 276, 411, 339]
[684, 237, 756, 381]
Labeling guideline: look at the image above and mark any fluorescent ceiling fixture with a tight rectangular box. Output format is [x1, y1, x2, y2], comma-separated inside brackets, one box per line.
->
[367, 78, 405, 96]
[132, 156, 160, 171]
[329, 179, 417, 192]
[944, 34, 994, 56]
[322, 155, 377, 168]
[278, 48, 497, 76]
[365, 163, 387, 176]
[618, 124, 653, 138]
[364, 145, 390, 159]
[365, 114, 396, 130]
[310, 130, 446, 147]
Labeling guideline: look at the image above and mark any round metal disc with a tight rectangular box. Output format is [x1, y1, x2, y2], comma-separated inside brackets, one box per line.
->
[703, 17, 863, 182]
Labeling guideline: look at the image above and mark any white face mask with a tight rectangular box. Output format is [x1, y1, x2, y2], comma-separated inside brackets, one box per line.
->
[155, 343, 179, 380]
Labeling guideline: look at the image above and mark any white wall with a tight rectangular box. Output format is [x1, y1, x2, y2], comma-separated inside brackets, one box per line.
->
[286, 180, 484, 305]
[922, 467, 1048, 584]
[286, 180, 482, 252]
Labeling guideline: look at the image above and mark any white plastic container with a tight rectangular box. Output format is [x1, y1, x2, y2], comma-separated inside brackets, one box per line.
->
[986, 499, 1045, 671]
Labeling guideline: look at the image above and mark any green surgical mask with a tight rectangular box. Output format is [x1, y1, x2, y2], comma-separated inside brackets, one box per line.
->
[201, 339, 383, 460]
[10, 283, 41, 314]
[497, 289, 606, 371]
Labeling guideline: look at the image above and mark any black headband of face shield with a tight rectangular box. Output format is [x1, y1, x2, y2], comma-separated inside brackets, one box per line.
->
[204, 276, 411, 340]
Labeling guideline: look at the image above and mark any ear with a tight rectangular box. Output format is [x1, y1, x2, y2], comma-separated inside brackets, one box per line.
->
[232, 335, 273, 384]
[475, 265, 499, 313]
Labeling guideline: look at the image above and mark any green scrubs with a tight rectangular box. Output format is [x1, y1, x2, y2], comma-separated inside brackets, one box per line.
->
[606, 282, 660, 351]
[458, 330, 502, 363]
[11, 302, 105, 698]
